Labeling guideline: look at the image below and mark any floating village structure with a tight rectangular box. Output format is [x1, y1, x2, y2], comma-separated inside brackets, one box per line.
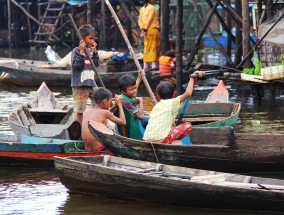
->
[0, 0, 283, 104]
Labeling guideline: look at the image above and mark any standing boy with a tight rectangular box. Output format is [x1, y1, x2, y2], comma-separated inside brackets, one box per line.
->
[143, 71, 204, 144]
[71, 24, 99, 124]
[82, 87, 126, 152]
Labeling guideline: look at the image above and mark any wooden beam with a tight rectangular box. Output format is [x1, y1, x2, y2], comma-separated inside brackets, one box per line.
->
[242, 0, 251, 68]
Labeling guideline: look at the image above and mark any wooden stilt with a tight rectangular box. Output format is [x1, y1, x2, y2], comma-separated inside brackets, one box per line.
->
[242, 0, 251, 69]
[234, 0, 242, 65]
[160, 0, 169, 54]
[226, 0, 232, 62]
[176, 0, 183, 95]
[7, 0, 11, 51]
[100, 0, 106, 49]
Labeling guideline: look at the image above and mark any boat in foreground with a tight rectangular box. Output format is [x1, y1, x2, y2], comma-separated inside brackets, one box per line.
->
[8, 82, 81, 140]
[0, 133, 110, 167]
[89, 121, 284, 173]
[55, 155, 284, 212]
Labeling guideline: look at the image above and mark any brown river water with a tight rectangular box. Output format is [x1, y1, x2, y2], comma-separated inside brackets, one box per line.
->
[0, 48, 284, 214]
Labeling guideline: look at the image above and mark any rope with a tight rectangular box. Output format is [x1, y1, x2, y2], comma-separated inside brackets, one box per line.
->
[149, 142, 159, 164]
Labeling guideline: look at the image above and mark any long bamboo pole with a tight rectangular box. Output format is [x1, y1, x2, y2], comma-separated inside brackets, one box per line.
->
[103, 0, 157, 104]
[68, 14, 105, 87]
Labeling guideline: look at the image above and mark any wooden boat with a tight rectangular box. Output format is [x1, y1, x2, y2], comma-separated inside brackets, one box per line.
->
[8, 82, 81, 140]
[177, 80, 241, 128]
[181, 102, 240, 128]
[0, 133, 110, 167]
[89, 121, 284, 173]
[55, 155, 284, 212]
[0, 58, 183, 88]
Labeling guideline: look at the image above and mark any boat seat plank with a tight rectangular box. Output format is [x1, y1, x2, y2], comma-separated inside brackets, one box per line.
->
[29, 108, 68, 113]
[183, 116, 228, 122]
[29, 124, 68, 137]
[190, 174, 227, 183]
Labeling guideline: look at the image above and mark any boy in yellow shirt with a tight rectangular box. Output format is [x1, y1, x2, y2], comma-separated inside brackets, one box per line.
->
[143, 71, 204, 144]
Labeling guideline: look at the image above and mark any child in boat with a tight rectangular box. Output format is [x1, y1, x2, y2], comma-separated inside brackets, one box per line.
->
[82, 87, 126, 152]
[158, 50, 176, 76]
[117, 72, 148, 139]
[143, 70, 204, 144]
[71, 24, 99, 125]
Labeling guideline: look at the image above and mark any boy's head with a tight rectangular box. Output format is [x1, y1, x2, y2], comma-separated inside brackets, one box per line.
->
[79, 24, 96, 47]
[94, 87, 112, 108]
[165, 50, 175, 58]
[79, 24, 96, 38]
[118, 75, 137, 98]
[156, 81, 175, 99]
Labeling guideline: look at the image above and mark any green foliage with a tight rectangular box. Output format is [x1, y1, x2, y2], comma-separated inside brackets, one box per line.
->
[254, 54, 262, 76]
[243, 67, 255, 75]
[280, 53, 284, 65]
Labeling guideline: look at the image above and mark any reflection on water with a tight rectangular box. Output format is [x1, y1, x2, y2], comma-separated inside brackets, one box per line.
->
[0, 168, 67, 215]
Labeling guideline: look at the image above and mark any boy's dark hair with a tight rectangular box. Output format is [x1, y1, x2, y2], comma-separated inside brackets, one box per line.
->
[165, 50, 175, 58]
[94, 87, 112, 104]
[118, 75, 136, 92]
[156, 81, 175, 99]
[79, 24, 96, 38]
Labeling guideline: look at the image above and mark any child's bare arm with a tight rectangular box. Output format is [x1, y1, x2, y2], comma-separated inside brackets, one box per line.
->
[136, 70, 143, 88]
[107, 95, 126, 126]
[180, 71, 204, 103]
[134, 97, 144, 119]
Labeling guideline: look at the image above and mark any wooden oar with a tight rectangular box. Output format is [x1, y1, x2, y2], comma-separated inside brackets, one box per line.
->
[68, 14, 105, 87]
[103, 0, 157, 104]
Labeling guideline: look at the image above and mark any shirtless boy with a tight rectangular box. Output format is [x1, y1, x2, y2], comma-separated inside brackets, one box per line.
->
[82, 87, 126, 151]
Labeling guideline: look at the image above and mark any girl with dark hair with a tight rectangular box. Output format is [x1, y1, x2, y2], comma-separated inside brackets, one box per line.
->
[138, 0, 160, 72]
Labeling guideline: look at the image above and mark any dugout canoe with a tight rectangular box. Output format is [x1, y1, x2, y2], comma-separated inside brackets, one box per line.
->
[55, 155, 284, 212]
[0, 133, 110, 167]
[8, 82, 81, 140]
[89, 121, 284, 173]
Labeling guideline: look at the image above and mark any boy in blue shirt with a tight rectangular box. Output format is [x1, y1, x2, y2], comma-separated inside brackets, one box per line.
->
[71, 24, 99, 124]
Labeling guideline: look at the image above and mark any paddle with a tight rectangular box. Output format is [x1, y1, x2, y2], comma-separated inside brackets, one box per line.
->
[68, 14, 105, 87]
[103, 0, 157, 104]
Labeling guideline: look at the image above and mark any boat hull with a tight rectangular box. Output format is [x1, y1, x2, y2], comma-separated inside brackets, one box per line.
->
[55, 156, 284, 212]
[89, 121, 284, 173]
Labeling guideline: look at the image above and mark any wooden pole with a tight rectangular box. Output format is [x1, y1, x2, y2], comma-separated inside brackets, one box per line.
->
[192, 0, 233, 65]
[176, 0, 183, 95]
[234, 0, 242, 65]
[100, 0, 106, 49]
[242, 0, 252, 69]
[160, 0, 169, 55]
[185, 1, 219, 70]
[7, 0, 12, 51]
[68, 14, 105, 87]
[103, 0, 157, 104]
[226, 0, 232, 60]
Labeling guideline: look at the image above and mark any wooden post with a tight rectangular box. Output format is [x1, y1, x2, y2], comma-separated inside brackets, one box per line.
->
[100, 0, 106, 49]
[160, 0, 169, 55]
[176, 0, 183, 96]
[26, 0, 32, 42]
[103, 0, 157, 104]
[242, 0, 251, 68]
[192, 0, 233, 65]
[234, 0, 242, 65]
[7, 0, 12, 51]
[87, 0, 92, 25]
[226, 0, 232, 61]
